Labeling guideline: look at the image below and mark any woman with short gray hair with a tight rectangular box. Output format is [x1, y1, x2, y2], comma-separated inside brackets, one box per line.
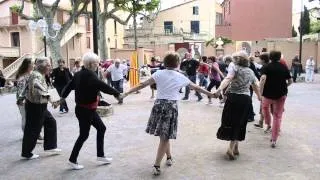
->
[61, 52, 122, 170]
[214, 51, 261, 160]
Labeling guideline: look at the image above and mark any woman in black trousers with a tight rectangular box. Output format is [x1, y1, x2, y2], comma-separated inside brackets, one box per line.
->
[61, 52, 122, 170]
[21, 57, 61, 159]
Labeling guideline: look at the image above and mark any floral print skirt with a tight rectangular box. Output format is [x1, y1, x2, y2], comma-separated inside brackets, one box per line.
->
[146, 99, 178, 139]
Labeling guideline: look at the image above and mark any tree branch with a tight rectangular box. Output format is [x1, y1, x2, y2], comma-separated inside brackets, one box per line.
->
[36, 0, 48, 17]
[109, 12, 133, 25]
[18, 0, 40, 20]
[59, 0, 90, 36]
[51, 0, 61, 14]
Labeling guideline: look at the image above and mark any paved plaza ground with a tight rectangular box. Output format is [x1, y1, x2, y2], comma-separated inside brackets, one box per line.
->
[1, 76, 320, 180]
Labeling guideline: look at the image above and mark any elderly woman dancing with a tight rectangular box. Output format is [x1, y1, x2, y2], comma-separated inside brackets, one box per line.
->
[61, 52, 122, 170]
[214, 51, 261, 160]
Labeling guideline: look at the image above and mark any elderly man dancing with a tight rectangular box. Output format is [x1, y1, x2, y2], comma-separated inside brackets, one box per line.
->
[61, 52, 122, 170]
[21, 57, 61, 159]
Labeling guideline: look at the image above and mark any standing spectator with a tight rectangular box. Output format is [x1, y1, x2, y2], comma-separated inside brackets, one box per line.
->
[103, 60, 113, 86]
[16, 58, 33, 132]
[305, 56, 315, 82]
[291, 56, 301, 83]
[107, 59, 127, 93]
[0, 70, 6, 88]
[51, 59, 73, 113]
[198, 56, 210, 88]
[72, 59, 82, 74]
[260, 51, 293, 148]
[22, 57, 61, 159]
[181, 53, 203, 101]
[61, 52, 122, 170]
[214, 51, 261, 160]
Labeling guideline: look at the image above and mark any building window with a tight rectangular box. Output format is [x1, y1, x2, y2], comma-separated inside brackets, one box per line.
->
[191, 21, 200, 34]
[164, 21, 173, 34]
[216, 13, 223, 25]
[193, 6, 199, 15]
[86, 37, 90, 48]
[228, 1, 231, 14]
[11, 32, 20, 47]
[11, 11, 18, 25]
[85, 16, 90, 32]
[114, 20, 117, 35]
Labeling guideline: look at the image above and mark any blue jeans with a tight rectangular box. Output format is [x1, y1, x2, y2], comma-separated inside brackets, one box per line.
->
[198, 73, 208, 88]
[111, 79, 124, 93]
[184, 75, 202, 99]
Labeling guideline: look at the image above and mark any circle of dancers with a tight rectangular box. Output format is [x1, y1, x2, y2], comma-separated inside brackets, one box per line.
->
[14, 49, 293, 176]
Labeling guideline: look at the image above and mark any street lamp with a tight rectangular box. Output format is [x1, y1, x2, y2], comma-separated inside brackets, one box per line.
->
[28, 18, 61, 57]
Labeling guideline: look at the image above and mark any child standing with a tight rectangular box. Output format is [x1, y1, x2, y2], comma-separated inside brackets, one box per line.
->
[123, 52, 215, 176]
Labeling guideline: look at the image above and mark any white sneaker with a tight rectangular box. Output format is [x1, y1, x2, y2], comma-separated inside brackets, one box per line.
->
[97, 157, 112, 164]
[152, 166, 161, 176]
[68, 161, 84, 170]
[45, 148, 62, 154]
[166, 158, 173, 166]
[22, 154, 39, 160]
[271, 141, 276, 148]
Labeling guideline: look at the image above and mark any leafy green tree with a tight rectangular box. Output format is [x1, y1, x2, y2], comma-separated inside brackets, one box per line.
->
[300, 6, 311, 35]
[310, 21, 320, 34]
[115, 0, 160, 50]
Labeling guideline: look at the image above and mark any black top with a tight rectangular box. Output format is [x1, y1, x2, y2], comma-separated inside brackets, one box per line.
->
[218, 61, 228, 74]
[261, 62, 291, 99]
[61, 68, 120, 105]
[51, 67, 73, 87]
[180, 59, 200, 76]
[249, 62, 261, 80]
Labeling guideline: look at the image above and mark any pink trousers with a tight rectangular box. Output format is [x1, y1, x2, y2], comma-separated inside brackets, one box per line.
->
[262, 96, 287, 141]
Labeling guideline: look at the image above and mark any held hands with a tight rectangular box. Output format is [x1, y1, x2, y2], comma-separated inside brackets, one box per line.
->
[51, 99, 64, 109]
[16, 99, 24, 106]
[116, 94, 124, 104]
[212, 89, 222, 99]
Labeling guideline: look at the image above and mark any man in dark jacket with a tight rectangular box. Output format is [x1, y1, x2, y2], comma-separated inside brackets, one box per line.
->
[51, 59, 73, 113]
[61, 52, 122, 170]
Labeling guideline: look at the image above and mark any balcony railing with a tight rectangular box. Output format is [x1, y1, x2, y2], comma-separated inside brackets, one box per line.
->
[124, 26, 210, 40]
[0, 16, 28, 27]
[0, 47, 20, 57]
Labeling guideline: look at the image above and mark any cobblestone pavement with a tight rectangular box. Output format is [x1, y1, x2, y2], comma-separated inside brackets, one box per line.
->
[1, 76, 320, 180]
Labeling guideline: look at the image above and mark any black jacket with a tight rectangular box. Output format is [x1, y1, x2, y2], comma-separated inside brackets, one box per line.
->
[61, 68, 120, 105]
[51, 67, 73, 87]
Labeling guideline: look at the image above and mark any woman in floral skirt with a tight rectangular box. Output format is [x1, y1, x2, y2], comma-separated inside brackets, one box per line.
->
[123, 52, 215, 175]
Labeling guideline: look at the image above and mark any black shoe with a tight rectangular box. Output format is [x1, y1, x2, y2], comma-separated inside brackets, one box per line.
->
[198, 96, 203, 102]
[182, 97, 189, 101]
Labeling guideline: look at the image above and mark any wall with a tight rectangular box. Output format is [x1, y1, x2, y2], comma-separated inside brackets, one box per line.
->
[220, 0, 292, 41]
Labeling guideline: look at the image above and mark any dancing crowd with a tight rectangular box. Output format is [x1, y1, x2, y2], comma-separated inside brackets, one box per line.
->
[14, 49, 294, 176]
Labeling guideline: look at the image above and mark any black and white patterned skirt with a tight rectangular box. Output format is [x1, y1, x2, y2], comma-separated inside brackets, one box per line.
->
[146, 99, 178, 139]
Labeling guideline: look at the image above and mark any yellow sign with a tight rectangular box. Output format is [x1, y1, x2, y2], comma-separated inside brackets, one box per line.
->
[129, 51, 140, 88]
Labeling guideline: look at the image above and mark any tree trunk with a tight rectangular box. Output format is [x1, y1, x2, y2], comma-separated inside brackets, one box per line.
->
[98, 16, 108, 60]
[47, 38, 63, 67]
